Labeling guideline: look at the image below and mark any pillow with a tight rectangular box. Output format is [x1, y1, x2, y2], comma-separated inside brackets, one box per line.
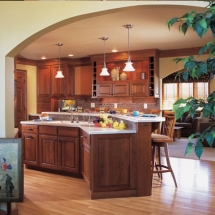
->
[184, 114, 193, 123]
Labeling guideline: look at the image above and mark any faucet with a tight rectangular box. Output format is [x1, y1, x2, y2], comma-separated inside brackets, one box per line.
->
[84, 109, 91, 123]
[69, 104, 74, 123]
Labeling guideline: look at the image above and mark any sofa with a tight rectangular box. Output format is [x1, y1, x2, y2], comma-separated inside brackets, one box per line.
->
[163, 110, 202, 137]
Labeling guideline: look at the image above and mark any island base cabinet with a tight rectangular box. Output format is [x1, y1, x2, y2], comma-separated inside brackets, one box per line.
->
[58, 136, 79, 174]
[90, 133, 137, 199]
[39, 134, 58, 170]
[22, 133, 39, 166]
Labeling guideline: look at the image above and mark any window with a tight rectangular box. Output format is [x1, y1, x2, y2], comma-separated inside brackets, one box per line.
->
[163, 82, 209, 110]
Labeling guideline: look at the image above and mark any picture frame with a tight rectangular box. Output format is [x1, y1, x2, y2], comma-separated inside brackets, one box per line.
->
[0, 138, 23, 202]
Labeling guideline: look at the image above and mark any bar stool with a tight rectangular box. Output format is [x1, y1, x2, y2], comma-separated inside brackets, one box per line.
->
[151, 115, 177, 187]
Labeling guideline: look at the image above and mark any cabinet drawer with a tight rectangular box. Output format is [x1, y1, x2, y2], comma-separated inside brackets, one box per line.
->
[37, 97, 51, 103]
[80, 129, 90, 145]
[58, 127, 79, 137]
[39, 125, 57, 135]
[37, 103, 51, 108]
[22, 124, 38, 134]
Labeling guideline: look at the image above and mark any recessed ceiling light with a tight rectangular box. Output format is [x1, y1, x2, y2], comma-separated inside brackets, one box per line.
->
[68, 54, 74, 57]
[41, 56, 46, 59]
[112, 49, 118, 53]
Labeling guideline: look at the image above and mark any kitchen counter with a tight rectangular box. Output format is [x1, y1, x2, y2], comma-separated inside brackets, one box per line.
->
[20, 120, 136, 134]
[21, 112, 165, 199]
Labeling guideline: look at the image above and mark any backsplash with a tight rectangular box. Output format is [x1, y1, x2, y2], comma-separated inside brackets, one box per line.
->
[74, 97, 160, 113]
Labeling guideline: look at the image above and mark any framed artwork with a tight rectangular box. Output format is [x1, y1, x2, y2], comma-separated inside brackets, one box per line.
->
[0, 138, 23, 202]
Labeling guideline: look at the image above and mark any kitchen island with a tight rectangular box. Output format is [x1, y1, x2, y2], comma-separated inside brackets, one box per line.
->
[21, 112, 164, 199]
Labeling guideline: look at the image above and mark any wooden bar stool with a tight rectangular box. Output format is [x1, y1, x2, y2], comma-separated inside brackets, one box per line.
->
[151, 115, 177, 187]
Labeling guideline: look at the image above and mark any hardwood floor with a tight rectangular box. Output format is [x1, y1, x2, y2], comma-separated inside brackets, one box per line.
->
[17, 158, 215, 215]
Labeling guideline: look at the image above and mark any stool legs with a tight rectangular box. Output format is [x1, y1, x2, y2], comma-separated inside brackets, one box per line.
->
[152, 142, 177, 187]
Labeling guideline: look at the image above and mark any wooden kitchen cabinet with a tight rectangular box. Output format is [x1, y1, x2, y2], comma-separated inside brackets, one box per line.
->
[39, 125, 58, 170]
[90, 133, 136, 199]
[58, 127, 79, 174]
[80, 129, 91, 186]
[97, 81, 129, 97]
[51, 64, 67, 97]
[130, 80, 148, 97]
[22, 124, 39, 166]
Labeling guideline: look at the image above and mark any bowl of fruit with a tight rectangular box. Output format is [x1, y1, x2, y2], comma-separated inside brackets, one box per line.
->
[93, 114, 113, 128]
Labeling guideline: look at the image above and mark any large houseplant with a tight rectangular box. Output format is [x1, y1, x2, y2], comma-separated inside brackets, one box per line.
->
[166, 1, 215, 158]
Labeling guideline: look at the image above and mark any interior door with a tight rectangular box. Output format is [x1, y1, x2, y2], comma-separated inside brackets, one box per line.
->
[15, 70, 27, 137]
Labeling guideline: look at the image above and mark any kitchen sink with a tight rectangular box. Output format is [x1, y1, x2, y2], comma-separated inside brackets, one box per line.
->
[80, 124, 95, 127]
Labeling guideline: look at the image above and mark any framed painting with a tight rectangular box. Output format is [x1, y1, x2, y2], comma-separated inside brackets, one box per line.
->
[0, 138, 23, 202]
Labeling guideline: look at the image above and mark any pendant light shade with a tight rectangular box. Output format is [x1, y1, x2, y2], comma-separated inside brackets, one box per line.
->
[99, 37, 110, 76]
[55, 43, 64, 78]
[123, 24, 135, 72]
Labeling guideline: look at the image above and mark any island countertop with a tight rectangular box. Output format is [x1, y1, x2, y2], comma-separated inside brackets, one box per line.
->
[20, 120, 137, 134]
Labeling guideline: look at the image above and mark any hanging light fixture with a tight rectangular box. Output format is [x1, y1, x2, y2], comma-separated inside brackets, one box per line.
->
[99, 37, 110, 76]
[55, 43, 64, 78]
[123, 24, 135, 72]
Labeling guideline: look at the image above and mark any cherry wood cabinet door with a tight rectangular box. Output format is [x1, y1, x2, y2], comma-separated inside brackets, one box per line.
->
[80, 129, 91, 186]
[57, 136, 79, 173]
[51, 64, 67, 97]
[130, 81, 149, 97]
[97, 83, 112, 97]
[113, 82, 129, 97]
[22, 133, 39, 166]
[91, 133, 136, 193]
[39, 134, 58, 170]
[37, 65, 51, 97]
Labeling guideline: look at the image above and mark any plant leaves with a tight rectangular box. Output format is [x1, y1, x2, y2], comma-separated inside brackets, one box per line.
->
[195, 143, 203, 159]
[185, 142, 193, 156]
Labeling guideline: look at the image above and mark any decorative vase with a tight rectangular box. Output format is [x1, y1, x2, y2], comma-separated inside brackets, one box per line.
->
[120, 72, 127, 80]
[116, 67, 120, 81]
[111, 68, 117, 81]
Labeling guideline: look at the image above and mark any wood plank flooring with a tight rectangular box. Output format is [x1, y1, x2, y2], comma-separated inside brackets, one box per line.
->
[17, 158, 215, 215]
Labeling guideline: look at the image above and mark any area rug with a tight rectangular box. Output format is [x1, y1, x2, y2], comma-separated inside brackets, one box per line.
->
[167, 138, 215, 161]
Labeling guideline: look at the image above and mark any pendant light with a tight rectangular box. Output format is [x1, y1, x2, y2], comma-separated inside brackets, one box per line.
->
[99, 37, 110, 76]
[123, 24, 135, 72]
[55, 43, 64, 78]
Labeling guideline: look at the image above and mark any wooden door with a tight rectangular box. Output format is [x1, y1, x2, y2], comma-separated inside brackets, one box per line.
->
[39, 134, 58, 169]
[130, 81, 149, 97]
[22, 133, 39, 166]
[113, 82, 129, 96]
[57, 136, 79, 173]
[97, 83, 112, 97]
[91, 134, 136, 193]
[15, 70, 27, 136]
[51, 64, 66, 97]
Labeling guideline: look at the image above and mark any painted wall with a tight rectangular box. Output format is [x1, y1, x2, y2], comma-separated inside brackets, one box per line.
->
[16, 64, 37, 115]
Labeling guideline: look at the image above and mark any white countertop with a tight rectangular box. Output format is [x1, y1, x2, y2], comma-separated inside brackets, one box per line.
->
[20, 120, 136, 134]
[22, 112, 164, 135]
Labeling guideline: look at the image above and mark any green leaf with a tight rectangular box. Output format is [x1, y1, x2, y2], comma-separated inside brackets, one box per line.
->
[195, 143, 203, 159]
[185, 142, 193, 156]
[205, 133, 215, 147]
[166, 17, 178, 29]
[181, 22, 188, 35]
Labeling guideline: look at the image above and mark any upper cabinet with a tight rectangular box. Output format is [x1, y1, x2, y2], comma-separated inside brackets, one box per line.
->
[91, 49, 159, 98]
[74, 65, 92, 97]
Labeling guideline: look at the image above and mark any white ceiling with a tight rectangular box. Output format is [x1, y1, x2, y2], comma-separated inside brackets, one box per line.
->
[19, 5, 213, 60]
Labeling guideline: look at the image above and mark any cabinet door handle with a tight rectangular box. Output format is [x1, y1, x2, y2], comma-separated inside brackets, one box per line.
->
[26, 136, 33, 139]
[27, 128, 33, 131]
[80, 136, 87, 139]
